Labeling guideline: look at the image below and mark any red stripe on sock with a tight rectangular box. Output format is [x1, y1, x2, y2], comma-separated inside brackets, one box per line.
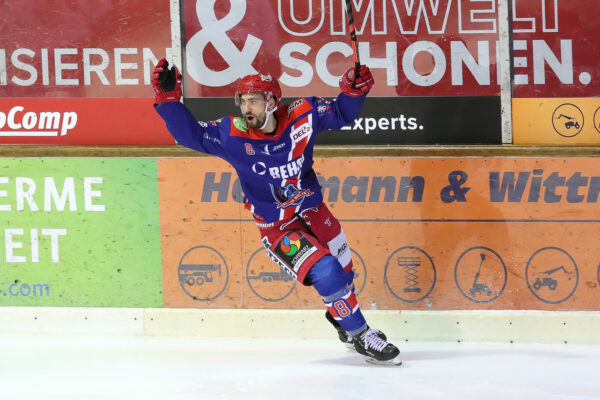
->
[346, 293, 358, 310]
[326, 306, 340, 319]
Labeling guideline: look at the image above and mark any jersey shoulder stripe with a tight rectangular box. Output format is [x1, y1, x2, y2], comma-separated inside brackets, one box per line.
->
[285, 98, 314, 121]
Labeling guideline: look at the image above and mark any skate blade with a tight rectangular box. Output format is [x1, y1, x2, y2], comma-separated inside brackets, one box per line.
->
[364, 354, 402, 366]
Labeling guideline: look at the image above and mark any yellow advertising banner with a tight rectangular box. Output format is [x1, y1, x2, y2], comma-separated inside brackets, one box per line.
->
[158, 157, 600, 311]
[513, 98, 600, 144]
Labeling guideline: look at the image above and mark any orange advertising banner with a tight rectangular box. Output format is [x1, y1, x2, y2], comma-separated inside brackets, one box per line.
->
[158, 157, 600, 311]
[513, 98, 600, 144]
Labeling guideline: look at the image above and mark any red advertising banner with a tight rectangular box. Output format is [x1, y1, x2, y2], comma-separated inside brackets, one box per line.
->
[0, 0, 172, 144]
[0, 1, 171, 99]
[0, 98, 174, 145]
[512, 0, 600, 98]
[182, 0, 501, 98]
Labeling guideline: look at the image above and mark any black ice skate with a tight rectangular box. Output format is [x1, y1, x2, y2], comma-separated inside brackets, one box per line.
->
[325, 310, 354, 349]
[325, 311, 386, 351]
[353, 328, 402, 366]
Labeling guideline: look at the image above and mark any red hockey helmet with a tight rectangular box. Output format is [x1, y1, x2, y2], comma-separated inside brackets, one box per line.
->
[235, 73, 282, 107]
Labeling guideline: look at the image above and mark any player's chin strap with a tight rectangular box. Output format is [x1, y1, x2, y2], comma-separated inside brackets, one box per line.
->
[259, 103, 278, 130]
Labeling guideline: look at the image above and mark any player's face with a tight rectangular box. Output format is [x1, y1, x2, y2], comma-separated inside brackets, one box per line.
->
[240, 94, 267, 129]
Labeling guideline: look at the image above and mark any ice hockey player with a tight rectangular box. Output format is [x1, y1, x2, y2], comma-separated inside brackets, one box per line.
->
[151, 58, 401, 366]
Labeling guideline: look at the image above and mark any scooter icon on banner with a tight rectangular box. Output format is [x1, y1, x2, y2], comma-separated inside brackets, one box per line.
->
[470, 253, 492, 297]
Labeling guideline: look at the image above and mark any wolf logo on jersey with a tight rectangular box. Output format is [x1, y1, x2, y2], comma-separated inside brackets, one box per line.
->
[270, 183, 313, 209]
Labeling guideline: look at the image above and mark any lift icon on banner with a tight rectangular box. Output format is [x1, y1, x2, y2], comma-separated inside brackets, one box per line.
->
[532, 265, 568, 291]
[454, 247, 507, 304]
[397, 256, 422, 294]
[385, 246, 436, 304]
[526, 247, 579, 304]
[552, 104, 584, 137]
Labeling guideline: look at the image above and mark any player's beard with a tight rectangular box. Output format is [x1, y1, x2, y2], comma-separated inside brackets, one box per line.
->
[245, 112, 266, 129]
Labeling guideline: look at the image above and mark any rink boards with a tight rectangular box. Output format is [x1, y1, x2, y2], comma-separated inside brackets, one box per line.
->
[0, 156, 599, 314]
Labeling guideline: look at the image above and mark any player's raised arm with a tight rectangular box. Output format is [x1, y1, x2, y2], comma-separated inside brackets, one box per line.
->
[151, 58, 183, 104]
[313, 64, 374, 132]
[152, 59, 226, 157]
[339, 64, 374, 98]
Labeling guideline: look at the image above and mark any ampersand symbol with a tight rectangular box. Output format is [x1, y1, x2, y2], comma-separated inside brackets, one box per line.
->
[186, 0, 262, 87]
[440, 171, 471, 203]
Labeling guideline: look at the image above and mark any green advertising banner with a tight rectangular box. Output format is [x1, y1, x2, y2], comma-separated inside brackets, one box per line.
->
[0, 158, 162, 307]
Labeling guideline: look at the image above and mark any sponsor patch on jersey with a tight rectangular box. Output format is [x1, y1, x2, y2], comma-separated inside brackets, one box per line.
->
[327, 229, 352, 268]
[203, 132, 222, 145]
[252, 161, 267, 175]
[256, 221, 274, 228]
[316, 101, 332, 115]
[287, 98, 313, 120]
[261, 236, 295, 279]
[233, 117, 248, 132]
[287, 99, 304, 116]
[268, 155, 304, 179]
[291, 122, 312, 143]
[262, 142, 287, 155]
[272, 230, 318, 274]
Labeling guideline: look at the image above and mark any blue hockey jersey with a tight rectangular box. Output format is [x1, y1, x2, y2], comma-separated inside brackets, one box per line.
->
[155, 93, 365, 223]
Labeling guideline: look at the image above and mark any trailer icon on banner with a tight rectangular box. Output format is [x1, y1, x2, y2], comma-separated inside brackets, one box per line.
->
[178, 246, 229, 302]
[246, 247, 297, 302]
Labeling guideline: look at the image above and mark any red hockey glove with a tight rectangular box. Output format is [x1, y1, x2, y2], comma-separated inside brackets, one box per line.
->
[339, 65, 374, 97]
[151, 58, 183, 104]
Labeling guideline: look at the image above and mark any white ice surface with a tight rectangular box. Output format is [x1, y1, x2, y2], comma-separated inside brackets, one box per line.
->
[0, 334, 598, 400]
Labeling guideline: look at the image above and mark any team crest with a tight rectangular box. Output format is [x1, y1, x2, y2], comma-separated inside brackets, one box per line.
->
[270, 183, 313, 209]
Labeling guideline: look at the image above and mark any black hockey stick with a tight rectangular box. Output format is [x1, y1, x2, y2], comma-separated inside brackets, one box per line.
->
[344, 0, 361, 87]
